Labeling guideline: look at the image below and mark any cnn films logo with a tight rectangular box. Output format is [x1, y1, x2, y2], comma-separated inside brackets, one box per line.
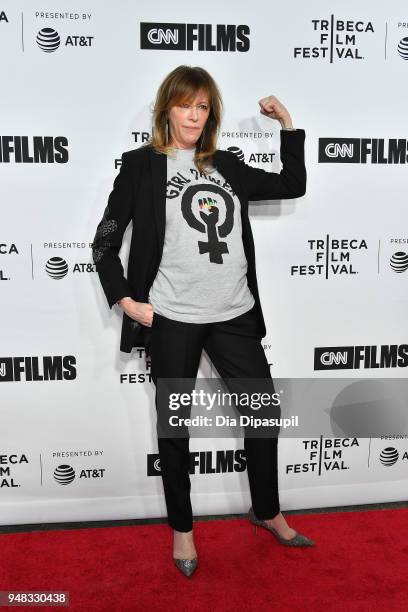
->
[314, 345, 408, 371]
[318, 137, 408, 164]
[0, 356, 77, 382]
[0, 136, 68, 163]
[294, 16, 374, 62]
[53, 464, 105, 485]
[147, 449, 246, 476]
[291, 236, 368, 278]
[286, 437, 359, 476]
[140, 22, 250, 51]
[0, 454, 28, 489]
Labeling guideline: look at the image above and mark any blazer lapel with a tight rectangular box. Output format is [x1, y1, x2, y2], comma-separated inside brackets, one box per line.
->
[149, 145, 167, 260]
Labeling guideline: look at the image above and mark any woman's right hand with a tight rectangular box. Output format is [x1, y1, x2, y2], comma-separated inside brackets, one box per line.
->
[117, 298, 154, 327]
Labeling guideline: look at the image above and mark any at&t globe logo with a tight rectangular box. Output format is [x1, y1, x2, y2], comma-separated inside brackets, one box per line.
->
[54, 464, 76, 484]
[45, 257, 69, 279]
[379, 447, 399, 466]
[390, 251, 408, 273]
[36, 28, 61, 52]
[397, 37, 408, 60]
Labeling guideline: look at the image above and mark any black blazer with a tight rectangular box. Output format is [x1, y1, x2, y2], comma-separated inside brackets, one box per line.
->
[91, 129, 306, 353]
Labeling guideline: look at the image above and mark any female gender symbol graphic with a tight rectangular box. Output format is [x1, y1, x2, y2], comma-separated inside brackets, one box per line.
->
[181, 184, 235, 264]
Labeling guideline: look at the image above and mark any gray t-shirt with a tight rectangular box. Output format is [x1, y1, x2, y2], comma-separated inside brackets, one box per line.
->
[148, 146, 255, 323]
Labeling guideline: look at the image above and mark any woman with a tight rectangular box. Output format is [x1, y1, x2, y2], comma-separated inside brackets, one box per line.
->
[91, 65, 314, 578]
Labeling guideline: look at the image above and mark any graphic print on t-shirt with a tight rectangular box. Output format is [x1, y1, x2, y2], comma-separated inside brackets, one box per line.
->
[147, 148, 254, 323]
[181, 183, 235, 264]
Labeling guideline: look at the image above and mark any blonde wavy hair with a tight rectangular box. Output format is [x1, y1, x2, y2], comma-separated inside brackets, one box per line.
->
[149, 65, 223, 175]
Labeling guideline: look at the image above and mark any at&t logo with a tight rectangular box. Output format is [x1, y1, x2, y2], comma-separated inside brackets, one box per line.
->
[53, 463, 106, 484]
[36, 28, 94, 52]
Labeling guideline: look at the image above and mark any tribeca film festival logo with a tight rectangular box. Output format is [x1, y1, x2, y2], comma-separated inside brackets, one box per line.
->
[147, 449, 247, 476]
[286, 438, 359, 476]
[140, 22, 250, 52]
[314, 345, 408, 371]
[0, 454, 28, 489]
[291, 236, 368, 278]
[0, 356, 77, 382]
[293, 16, 374, 62]
[318, 137, 408, 164]
[53, 464, 105, 485]
[0, 242, 18, 282]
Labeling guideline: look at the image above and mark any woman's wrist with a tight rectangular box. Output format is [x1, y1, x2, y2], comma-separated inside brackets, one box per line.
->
[117, 296, 133, 306]
[279, 116, 294, 130]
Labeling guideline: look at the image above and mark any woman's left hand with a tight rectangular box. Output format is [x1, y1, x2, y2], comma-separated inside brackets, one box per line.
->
[258, 95, 292, 127]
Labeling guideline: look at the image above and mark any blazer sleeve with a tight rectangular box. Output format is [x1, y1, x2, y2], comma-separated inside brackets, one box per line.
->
[235, 128, 306, 201]
[91, 152, 135, 309]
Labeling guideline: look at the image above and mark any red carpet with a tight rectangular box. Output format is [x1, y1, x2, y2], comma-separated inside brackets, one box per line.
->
[1, 508, 407, 611]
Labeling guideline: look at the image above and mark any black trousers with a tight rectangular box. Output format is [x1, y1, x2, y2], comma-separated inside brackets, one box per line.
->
[147, 304, 281, 532]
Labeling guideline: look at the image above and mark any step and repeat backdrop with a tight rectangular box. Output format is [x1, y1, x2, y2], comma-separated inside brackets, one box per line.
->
[1, 0, 407, 525]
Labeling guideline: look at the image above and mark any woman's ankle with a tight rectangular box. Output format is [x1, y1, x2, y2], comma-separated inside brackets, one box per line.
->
[173, 530, 197, 559]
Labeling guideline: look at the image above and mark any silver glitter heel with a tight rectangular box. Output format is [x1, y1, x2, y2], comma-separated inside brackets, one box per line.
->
[248, 506, 315, 547]
[173, 557, 198, 577]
